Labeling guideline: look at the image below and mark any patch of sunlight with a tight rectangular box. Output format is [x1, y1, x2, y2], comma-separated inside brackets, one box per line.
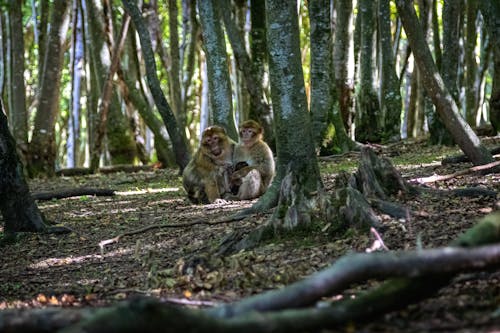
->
[397, 161, 442, 171]
[115, 187, 180, 196]
[29, 243, 169, 271]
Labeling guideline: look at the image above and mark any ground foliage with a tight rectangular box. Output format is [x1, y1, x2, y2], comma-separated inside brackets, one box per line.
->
[1, 140, 499, 332]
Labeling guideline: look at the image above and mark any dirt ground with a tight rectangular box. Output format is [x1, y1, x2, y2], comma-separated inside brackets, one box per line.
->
[1, 141, 499, 332]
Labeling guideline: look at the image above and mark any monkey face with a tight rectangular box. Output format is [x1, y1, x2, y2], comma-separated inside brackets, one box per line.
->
[239, 120, 263, 146]
[202, 126, 227, 156]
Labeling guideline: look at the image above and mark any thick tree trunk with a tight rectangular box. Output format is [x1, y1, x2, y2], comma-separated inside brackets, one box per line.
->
[396, 0, 494, 166]
[0, 100, 46, 234]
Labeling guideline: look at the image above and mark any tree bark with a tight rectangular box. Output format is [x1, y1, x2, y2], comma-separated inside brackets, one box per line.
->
[464, 0, 478, 126]
[197, 0, 238, 140]
[28, 0, 70, 177]
[355, 0, 381, 142]
[8, 0, 28, 160]
[220, 0, 273, 146]
[396, 0, 494, 166]
[333, 0, 355, 138]
[378, 0, 402, 141]
[478, 0, 500, 133]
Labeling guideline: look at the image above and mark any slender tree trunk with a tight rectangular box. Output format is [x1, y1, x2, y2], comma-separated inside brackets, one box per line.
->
[333, 0, 355, 137]
[220, 0, 273, 145]
[8, 0, 28, 160]
[68, 0, 85, 168]
[249, 0, 269, 129]
[355, 0, 381, 142]
[0, 14, 4, 96]
[442, 0, 462, 100]
[309, 0, 332, 150]
[464, 0, 478, 126]
[197, 0, 238, 140]
[396, 0, 494, 166]
[378, 0, 402, 141]
[90, 15, 131, 171]
[168, 0, 184, 130]
[122, 0, 191, 171]
[478, 0, 500, 133]
[181, 0, 199, 122]
[28, 0, 70, 177]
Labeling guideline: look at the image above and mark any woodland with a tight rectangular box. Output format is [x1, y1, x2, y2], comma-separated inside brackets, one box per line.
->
[0, 0, 500, 332]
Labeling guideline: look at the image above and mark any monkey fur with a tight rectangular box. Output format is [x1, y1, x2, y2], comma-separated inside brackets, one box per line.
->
[182, 126, 236, 204]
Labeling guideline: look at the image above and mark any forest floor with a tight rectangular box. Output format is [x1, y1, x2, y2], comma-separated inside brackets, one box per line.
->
[1, 139, 500, 332]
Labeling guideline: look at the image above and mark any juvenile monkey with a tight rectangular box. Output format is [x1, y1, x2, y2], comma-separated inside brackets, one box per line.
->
[230, 120, 275, 200]
[182, 126, 235, 204]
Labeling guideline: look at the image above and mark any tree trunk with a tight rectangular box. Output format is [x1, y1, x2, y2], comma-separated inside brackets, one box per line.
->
[197, 0, 238, 140]
[122, 0, 191, 171]
[427, 0, 459, 145]
[355, 0, 381, 142]
[309, 0, 333, 150]
[0, 100, 46, 234]
[118, 70, 176, 168]
[464, 0, 479, 126]
[220, 0, 273, 146]
[67, 0, 84, 168]
[248, 0, 273, 147]
[396, 0, 494, 166]
[28, 0, 70, 177]
[478, 0, 500, 133]
[264, 0, 322, 229]
[378, 0, 402, 142]
[90, 15, 132, 171]
[167, 0, 185, 130]
[8, 0, 28, 160]
[333, 0, 355, 137]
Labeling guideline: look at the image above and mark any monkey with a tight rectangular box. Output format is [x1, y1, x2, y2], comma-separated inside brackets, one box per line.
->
[182, 126, 236, 204]
[230, 120, 275, 200]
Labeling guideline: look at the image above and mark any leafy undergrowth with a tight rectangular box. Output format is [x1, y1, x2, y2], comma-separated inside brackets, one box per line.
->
[1, 140, 500, 332]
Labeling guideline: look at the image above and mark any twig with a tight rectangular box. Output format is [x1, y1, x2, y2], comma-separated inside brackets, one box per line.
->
[411, 160, 500, 184]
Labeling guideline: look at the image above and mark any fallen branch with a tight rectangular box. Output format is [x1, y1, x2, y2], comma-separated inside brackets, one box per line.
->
[442, 146, 500, 164]
[32, 188, 115, 201]
[98, 216, 250, 252]
[411, 160, 500, 184]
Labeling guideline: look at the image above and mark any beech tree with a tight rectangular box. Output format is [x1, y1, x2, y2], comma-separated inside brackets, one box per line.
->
[0, 100, 69, 237]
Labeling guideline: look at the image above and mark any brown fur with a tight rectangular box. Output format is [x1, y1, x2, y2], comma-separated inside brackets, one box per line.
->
[231, 120, 275, 200]
[182, 126, 235, 203]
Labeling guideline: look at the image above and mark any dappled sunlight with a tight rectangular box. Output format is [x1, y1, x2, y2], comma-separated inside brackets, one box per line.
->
[115, 187, 180, 196]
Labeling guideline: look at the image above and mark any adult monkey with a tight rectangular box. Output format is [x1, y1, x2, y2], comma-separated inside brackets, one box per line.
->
[182, 126, 235, 203]
[230, 120, 275, 200]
